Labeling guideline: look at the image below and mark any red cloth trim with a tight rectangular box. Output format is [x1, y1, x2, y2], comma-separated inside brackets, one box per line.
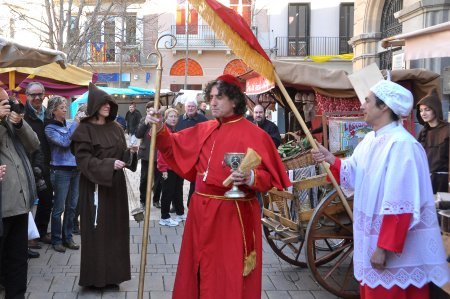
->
[205, 0, 270, 61]
[377, 213, 412, 253]
[360, 282, 429, 299]
[326, 157, 341, 184]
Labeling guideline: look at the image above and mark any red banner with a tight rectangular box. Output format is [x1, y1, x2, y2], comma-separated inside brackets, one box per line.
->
[245, 75, 275, 95]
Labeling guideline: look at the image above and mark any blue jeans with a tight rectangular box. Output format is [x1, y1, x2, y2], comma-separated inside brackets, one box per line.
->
[50, 168, 80, 245]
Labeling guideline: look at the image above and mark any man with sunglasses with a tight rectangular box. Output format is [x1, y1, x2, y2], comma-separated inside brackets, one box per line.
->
[23, 82, 54, 247]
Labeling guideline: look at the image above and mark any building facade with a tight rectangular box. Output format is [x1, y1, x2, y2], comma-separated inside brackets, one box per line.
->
[351, 0, 450, 116]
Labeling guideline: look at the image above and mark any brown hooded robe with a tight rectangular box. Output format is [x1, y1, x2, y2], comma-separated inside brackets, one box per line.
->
[71, 83, 137, 287]
[416, 90, 450, 194]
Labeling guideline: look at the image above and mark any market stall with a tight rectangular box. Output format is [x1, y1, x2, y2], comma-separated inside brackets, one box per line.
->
[0, 62, 94, 99]
[246, 61, 442, 299]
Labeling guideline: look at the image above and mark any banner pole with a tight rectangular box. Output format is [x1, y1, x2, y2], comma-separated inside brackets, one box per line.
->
[274, 71, 353, 220]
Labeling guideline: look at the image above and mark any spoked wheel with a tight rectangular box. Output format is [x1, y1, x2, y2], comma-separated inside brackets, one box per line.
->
[262, 223, 308, 267]
[305, 189, 359, 299]
[262, 188, 347, 268]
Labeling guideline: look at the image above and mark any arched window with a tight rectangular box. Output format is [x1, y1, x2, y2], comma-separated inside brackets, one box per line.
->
[170, 58, 203, 76]
[379, 0, 403, 69]
[223, 59, 251, 76]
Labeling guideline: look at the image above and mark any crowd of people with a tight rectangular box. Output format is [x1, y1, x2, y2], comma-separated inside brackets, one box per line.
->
[0, 73, 449, 299]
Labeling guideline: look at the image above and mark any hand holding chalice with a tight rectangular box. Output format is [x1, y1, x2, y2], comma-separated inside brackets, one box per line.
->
[223, 148, 262, 198]
[223, 153, 246, 198]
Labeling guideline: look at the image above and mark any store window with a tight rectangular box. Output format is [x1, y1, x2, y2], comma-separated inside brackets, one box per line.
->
[287, 3, 310, 56]
[339, 3, 354, 54]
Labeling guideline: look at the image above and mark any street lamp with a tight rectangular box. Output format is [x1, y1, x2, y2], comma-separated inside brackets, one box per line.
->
[184, 1, 189, 90]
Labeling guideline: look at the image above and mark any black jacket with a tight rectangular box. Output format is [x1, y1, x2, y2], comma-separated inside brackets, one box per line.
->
[135, 116, 152, 161]
[125, 110, 142, 135]
[175, 113, 208, 132]
[247, 116, 281, 148]
[24, 101, 51, 176]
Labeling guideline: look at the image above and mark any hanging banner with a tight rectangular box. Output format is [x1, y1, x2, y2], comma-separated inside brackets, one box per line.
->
[245, 75, 275, 95]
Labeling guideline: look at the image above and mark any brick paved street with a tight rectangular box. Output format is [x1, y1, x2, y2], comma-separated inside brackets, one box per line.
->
[1, 162, 338, 299]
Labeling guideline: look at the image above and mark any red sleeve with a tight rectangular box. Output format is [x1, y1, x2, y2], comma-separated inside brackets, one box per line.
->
[377, 214, 412, 253]
[154, 126, 185, 176]
[156, 150, 169, 172]
[326, 157, 341, 184]
[251, 166, 276, 192]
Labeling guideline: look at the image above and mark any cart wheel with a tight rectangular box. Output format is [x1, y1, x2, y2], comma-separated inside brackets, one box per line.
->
[262, 225, 307, 267]
[305, 189, 359, 299]
[262, 189, 346, 268]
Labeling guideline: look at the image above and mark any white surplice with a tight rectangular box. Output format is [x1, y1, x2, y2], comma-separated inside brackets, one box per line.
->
[340, 121, 449, 289]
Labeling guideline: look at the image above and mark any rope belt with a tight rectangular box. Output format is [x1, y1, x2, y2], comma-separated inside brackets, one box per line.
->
[194, 191, 254, 201]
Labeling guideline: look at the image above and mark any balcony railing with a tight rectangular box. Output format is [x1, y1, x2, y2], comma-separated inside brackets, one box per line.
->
[274, 36, 353, 57]
[88, 42, 141, 63]
[170, 25, 228, 49]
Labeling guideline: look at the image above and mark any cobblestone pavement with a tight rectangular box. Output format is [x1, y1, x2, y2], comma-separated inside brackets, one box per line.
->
[1, 161, 339, 299]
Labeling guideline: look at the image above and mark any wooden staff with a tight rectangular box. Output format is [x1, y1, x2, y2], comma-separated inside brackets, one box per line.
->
[138, 34, 177, 299]
[274, 72, 353, 220]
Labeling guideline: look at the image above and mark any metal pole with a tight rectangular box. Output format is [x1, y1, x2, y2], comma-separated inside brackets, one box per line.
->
[119, 2, 126, 88]
[137, 34, 177, 299]
[184, 1, 189, 90]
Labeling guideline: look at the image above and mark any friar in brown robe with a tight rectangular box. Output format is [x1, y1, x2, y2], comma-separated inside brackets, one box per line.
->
[71, 83, 137, 287]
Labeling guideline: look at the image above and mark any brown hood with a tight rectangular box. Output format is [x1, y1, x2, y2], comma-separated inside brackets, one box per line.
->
[416, 89, 443, 125]
[82, 83, 118, 123]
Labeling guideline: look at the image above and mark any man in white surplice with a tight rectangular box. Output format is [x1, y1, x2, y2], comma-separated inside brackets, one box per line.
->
[312, 80, 449, 299]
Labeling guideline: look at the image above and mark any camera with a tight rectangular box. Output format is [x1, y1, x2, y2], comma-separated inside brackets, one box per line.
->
[8, 99, 25, 114]
[33, 167, 47, 192]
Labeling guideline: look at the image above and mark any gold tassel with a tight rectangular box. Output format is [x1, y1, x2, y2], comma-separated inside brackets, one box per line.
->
[243, 250, 257, 277]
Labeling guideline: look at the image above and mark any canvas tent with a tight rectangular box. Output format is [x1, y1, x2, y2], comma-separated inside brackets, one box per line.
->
[242, 60, 440, 106]
[70, 86, 156, 118]
[0, 37, 66, 69]
[0, 62, 94, 98]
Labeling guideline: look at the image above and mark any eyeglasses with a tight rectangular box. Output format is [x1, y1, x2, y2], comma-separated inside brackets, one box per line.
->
[27, 93, 44, 98]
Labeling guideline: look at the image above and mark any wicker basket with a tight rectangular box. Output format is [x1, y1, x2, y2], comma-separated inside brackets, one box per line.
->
[282, 149, 315, 170]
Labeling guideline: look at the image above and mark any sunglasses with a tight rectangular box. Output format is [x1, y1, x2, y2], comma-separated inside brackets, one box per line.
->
[27, 93, 44, 98]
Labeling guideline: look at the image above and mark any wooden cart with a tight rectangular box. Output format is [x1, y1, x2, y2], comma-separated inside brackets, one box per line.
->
[262, 133, 358, 299]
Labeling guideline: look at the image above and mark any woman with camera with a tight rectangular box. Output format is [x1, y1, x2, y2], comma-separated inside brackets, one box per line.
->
[44, 96, 80, 253]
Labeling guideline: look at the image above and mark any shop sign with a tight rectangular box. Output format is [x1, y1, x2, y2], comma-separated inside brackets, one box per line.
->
[245, 75, 275, 95]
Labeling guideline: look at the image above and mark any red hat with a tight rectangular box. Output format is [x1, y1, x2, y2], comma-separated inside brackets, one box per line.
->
[216, 74, 243, 92]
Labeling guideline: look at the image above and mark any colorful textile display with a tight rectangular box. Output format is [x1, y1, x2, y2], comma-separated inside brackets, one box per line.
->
[328, 117, 372, 155]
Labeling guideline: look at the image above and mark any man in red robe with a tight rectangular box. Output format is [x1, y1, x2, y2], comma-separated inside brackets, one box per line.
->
[147, 74, 291, 299]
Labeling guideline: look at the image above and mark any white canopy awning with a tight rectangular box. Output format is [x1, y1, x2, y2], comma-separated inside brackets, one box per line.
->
[381, 21, 450, 60]
[0, 37, 66, 68]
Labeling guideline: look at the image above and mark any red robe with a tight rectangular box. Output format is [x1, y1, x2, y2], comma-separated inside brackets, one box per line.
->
[329, 159, 429, 299]
[155, 115, 291, 299]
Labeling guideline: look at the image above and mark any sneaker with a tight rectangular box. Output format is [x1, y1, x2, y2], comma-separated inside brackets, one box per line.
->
[53, 244, 66, 253]
[174, 214, 187, 222]
[63, 240, 80, 250]
[159, 218, 179, 227]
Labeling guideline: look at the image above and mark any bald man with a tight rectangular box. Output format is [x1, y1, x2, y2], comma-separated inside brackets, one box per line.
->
[0, 88, 40, 298]
[251, 105, 281, 148]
